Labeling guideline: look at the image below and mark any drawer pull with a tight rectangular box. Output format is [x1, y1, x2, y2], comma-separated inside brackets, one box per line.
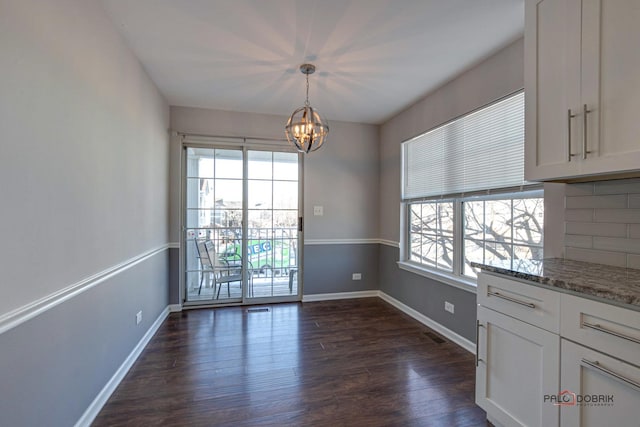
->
[580, 359, 640, 392]
[487, 291, 536, 309]
[582, 322, 640, 345]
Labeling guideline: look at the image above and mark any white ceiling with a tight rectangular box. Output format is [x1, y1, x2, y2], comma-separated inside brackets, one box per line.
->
[100, 0, 524, 124]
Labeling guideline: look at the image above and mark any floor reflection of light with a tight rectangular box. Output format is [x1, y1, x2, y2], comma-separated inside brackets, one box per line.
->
[242, 303, 301, 413]
[404, 360, 451, 421]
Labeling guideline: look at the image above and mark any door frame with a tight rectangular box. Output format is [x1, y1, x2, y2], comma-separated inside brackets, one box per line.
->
[179, 135, 304, 308]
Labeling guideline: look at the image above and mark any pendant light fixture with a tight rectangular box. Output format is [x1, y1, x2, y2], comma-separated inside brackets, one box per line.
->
[285, 63, 329, 153]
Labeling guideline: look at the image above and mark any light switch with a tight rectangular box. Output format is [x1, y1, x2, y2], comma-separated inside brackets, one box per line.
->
[313, 205, 324, 216]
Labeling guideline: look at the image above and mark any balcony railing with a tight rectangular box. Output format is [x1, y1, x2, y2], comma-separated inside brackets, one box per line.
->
[186, 226, 299, 300]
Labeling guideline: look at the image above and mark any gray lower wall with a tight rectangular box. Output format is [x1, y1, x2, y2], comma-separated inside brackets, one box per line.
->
[303, 244, 379, 295]
[379, 244, 477, 342]
[169, 244, 380, 302]
[169, 247, 180, 304]
[0, 250, 169, 427]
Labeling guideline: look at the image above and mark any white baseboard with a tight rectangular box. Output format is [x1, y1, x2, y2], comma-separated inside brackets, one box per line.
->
[302, 290, 379, 302]
[487, 414, 503, 427]
[378, 292, 475, 354]
[168, 304, 182, 312]
[302, 291, 474, 354]
[74, 305, 171, 427]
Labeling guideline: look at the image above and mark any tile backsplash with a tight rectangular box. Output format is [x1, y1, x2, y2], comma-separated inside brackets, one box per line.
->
[564, 178, 640, 269]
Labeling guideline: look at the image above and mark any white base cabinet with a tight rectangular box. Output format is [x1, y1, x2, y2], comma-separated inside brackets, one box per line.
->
[476, 306, 560, 427]
[477, 272, 640, 426]
[560, 339, 640, 427]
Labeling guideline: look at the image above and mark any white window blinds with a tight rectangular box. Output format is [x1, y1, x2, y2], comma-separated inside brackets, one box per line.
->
[402, 92, 526, 200]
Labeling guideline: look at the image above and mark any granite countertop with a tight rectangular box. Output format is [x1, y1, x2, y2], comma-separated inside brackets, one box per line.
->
[471, 258, 640, 309]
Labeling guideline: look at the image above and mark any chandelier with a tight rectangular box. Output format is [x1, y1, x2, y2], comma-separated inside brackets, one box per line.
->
[285, 64, 329, 153]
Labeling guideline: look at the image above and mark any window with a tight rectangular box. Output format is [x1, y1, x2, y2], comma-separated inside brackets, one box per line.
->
[462, 196, 544, 278]
[401, 92, 543, 286]
[409, 201, 454, 271]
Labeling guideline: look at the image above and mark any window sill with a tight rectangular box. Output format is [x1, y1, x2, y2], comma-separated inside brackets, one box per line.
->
[397, 261, 477, 294]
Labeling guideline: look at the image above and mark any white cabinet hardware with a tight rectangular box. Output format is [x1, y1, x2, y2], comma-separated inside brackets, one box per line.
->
[582, 321, 640, 346]
[487, 291, 536, 308]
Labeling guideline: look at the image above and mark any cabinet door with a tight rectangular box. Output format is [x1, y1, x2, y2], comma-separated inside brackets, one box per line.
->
[560, 339, 640, 427]
[524, 0, 582, 181]
[580, 0, 640, 176]
[476, 306, 560, 427]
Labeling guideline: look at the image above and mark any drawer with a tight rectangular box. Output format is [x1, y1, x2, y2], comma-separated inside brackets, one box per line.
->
[478, 272, 560, 333]
[561, 293, 640, 367]
[561, 339, 640, 427]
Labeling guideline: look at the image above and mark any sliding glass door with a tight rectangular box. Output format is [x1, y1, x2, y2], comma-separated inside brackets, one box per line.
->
[183, 144, 301, 305]
[246, 151, 300, 300]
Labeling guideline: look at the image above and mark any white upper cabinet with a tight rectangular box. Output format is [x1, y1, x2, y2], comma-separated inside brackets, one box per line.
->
[525, 0, 640, 181]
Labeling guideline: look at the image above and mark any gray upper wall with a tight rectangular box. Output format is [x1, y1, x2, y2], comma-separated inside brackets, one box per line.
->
[376, 35, 566, 258]
[375, 39, 531, 342]
[169, 106, 380, 242]
[0, 0, 170, 317]
[379, 38, 525, 243]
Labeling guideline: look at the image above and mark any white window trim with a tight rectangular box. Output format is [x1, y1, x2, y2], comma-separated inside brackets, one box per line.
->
[399, 198, 476, 292]
[399, 189, 544, 292]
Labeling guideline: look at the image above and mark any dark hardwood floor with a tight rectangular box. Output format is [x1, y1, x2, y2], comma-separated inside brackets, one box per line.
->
[93, 298, 487, 426]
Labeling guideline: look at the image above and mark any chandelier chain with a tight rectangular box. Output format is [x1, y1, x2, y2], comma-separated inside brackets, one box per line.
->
[305, 73, 310, 106]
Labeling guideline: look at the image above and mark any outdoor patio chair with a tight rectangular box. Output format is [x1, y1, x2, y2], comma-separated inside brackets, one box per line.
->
[204, 240, 254, 299]
[195, 239, 216, 295]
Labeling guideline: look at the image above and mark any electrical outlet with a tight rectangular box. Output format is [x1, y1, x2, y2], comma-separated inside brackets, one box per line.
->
[136, 310, 143, 325]
[313, 205, 324, 216]
[352, 273, 362, 280]
[444, 302, 455, 314]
